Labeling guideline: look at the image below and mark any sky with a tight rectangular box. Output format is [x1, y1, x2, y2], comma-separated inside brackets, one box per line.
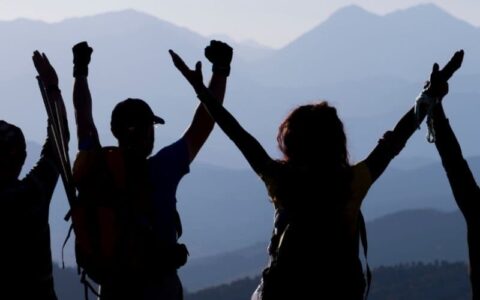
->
[0, 1, 479, 48]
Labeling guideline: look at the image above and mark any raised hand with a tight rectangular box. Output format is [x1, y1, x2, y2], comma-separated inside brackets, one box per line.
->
[72, 41, 93, 77]
[32, 51, 59, 88]
[169, 49, 206, 95]
[32, 51, 70, 142]
[204, 40, 233, 77]
[425, 50, 464, 99]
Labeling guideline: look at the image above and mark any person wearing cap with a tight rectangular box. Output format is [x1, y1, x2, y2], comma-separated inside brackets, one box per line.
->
[71, 40, 232, 299]
[0, 51, 68, 299]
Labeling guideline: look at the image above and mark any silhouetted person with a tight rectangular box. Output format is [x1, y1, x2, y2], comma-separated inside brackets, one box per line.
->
[70, 41, 232, 300]
[427, 53, 480, 299]
[0, 52, 68, 299]
[169, 50, 463, 299]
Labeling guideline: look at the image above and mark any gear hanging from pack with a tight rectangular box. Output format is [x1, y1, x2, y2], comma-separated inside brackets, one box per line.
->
[414, 91, 439, 143]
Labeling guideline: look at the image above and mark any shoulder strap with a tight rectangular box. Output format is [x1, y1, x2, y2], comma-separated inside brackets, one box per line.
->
[102, 147, 126, 189]
[358, 211, 372, 299]
[277, 223, 290, 252]
[175, 210, 183, 239]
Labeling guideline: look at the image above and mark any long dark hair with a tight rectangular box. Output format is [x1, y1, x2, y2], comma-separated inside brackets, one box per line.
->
[278, 102, 349, 167]
[277, 102, 352, 204]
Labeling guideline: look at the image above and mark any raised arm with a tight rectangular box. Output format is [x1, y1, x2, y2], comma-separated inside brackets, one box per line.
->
[72, 42, 100, 150]
[431, 103, 480, 218]
[182, 41, 231, 162]
[364, 50, 464, 182]
[430, 65, 480, 300]
[29, 51, 69, 199]
[170, 50, 273, 175]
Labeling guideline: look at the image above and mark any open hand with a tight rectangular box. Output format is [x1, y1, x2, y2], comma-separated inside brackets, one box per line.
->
[169, 49, 206, 94]
[425, 50, 464, 99]
[32, 51, 58, 87]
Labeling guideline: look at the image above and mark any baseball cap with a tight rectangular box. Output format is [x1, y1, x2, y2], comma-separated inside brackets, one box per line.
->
[111, 98, 164, 134]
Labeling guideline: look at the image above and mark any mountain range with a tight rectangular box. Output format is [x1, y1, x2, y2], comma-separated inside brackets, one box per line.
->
[6, 3, 480, 294]
[180, 209, 468, 291]
[2, 4, 480, 169]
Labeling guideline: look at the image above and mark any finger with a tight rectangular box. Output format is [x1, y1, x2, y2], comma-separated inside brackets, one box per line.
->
[73, 41, 88, 50]
[423, 80, 430, 89]
[32, 51, 43, 69]
[42, 53, 52, 66]
[204, 46, 212, 59]
[195, 61, 202, 73]
[32, 51, 42, 63]
[441, 49, 464, 81]
[169, 50, 190, 73]
[195, 61, 203, 81]
[429, 63, 440, 82]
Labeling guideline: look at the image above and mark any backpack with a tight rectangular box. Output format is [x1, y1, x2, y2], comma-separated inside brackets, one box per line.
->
[71, 147, 125, 285]
[258, 209, 371, 300]
[69, 147, 189, 297]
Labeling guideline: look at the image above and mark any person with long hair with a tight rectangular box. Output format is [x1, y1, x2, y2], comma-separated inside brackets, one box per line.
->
[169, 49, 463, 299]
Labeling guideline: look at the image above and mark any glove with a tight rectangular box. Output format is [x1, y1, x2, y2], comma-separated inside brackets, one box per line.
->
[72, 41, 93, 77]
[205, 40, 233, 77]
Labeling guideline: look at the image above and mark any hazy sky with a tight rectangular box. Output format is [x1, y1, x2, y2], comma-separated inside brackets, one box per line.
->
[1, 1, 479, 48]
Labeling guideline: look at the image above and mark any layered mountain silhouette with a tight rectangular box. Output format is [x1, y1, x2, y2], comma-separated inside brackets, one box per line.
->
[180, 209, 468, 291]
[185, 261, 470, 300]
[2, 4, 480, 168]
[7, 4, 480, 294]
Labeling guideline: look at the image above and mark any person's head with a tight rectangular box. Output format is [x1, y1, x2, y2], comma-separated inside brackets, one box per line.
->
[110, 98, 164, 158]
[0, 121, 27, 185]
[277, 101, 349, 169]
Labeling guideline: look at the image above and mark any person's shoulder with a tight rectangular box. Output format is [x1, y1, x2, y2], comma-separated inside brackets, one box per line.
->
[150, 137, 188, 161]
[351, 161, 370, 177]
[349, 161, 373, 203]
[73, 147, 118, 182]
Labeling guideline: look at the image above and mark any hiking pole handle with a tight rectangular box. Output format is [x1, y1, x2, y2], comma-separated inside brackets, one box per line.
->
[36, 76, 78, 209]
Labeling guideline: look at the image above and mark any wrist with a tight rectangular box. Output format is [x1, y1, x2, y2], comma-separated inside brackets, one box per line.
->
[73, 65, 89, 78]
[212, 64, 230, 77]
[195, 86, 210, 100]
[46, 84, 61, 94]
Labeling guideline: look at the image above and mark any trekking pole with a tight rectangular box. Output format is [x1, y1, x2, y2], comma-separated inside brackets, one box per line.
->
[36, 76, 77, 210]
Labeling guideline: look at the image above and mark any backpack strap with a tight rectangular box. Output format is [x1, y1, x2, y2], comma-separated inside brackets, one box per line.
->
[358, 211, 372, 299]
[175, 210, 183, 239]
[61, 223, 74, 269]
[80, 271, 100, 300]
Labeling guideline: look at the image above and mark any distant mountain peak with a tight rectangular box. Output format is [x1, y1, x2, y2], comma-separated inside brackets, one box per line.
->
[334, 4, 370, 14]
[395, 3, 447, 14]
[387, 3, 458, 21]
[327, 4, 377, 21]
[97, 9, 157, 19]
[58, 8, 163, 26]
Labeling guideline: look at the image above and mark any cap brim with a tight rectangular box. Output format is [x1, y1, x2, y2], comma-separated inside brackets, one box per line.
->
[153, 115, 165, 125]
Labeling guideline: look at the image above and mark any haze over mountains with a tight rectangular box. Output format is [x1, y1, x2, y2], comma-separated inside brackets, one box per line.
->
[2, 4, 480, 168]
[12, 1, 479, 260]
[8, 3, 480, 294]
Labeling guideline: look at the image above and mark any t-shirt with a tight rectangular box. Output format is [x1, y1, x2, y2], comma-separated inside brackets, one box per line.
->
[75, 137, 190, 245]
[148, 138, 190, 244]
